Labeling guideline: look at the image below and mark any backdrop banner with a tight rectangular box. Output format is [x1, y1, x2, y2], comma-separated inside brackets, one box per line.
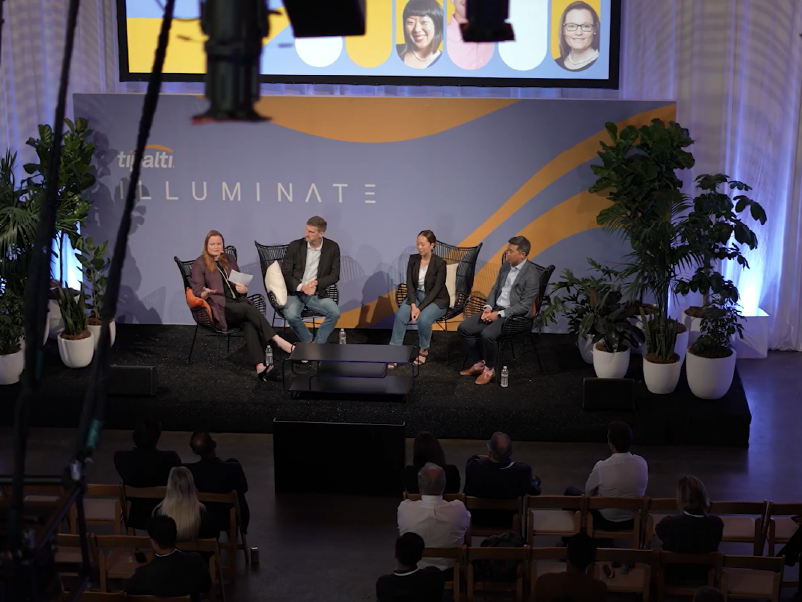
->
[74, 94, 675, 328]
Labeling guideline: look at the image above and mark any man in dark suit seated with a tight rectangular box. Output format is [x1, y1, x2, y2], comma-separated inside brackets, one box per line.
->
[114, 418, 181, 530]
[534, 533, 607, 602]
[127, 515, 211, 602]
[376, 532, 445, 602]
[281, 215, 341, 344]
[458, 235, 539, 385]
[184, 431, 250, 533]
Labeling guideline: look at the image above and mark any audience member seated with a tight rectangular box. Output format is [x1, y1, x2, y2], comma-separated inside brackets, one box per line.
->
[532, 533, 606, 602]
[402, 431, 461, 494]
[693, 586, 725, 602]
[376, 532, 445, 602]
[184, 431, 250, 533]
[114, 418, 181, 530]
[397, 463, 471, 575]
[153, 467, 220, 541]
[127, 515, 212, 602]
[656, 476, 723, 582]
[779, 517, 802, 567]
[565, 421, 648, 532]
[463, 431, 541, 498]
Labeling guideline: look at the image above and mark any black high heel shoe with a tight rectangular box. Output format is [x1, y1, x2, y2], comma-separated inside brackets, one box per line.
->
[257, 365, 275, 382]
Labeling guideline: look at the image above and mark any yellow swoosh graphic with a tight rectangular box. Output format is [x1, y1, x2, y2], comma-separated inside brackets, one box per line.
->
[129, 144, 174, 153]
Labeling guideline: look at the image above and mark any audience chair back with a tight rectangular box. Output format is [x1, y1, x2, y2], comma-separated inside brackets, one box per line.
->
[55, 533, 93, 579]
[720, 555, 785, 602]
[77, 592, 125, 601]
[127, 597, 192, 602]
[708, 500, 768, 555]
[585, 496, 646, 549]
[92, 535, 155, 592]
[766, 502, 802, 556]
[196, 490, 250, 577]
[657, 551, 723, 602]
[70, 483, 124, 535]
[422, 546, 465, 601]
[643, 497, 681, 545]
[464, 496, 523, 539]
[528, 547, 570, 601]
[466, 545, 529, 602]
[526, 495, 585, 545]
[178, 538, 225, 602]
[121, 486, 167, 534]
[594, 548, 656, 601]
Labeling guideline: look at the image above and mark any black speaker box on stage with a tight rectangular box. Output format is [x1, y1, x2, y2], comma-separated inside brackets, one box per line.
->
[283, 0, 366, 38]
[107, 365, 158, 397]
[273, 419, 405, 497]
[582, 377, 635, 411]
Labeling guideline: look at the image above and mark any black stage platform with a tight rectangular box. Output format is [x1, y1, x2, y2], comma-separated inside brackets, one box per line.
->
[2, 325, 751, 447]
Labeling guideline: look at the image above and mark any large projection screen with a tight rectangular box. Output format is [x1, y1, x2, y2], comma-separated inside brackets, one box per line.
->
[118, 0, 621, 88]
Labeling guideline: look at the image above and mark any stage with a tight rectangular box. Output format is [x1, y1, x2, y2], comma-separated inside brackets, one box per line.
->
[3, 325, 751, 447]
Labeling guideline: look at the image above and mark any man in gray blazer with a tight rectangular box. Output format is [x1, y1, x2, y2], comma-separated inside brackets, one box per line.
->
[458, 236, 539, 385]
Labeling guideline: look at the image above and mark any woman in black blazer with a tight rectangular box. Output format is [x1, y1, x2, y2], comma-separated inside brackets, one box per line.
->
[389, 230, 450, 365]
[403, 432, 461, 494]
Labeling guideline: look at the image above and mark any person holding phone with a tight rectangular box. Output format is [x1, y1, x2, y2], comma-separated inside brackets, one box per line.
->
[191, 230, 294, 381]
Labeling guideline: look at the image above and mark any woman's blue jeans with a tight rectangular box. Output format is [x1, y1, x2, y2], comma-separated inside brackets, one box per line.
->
[389, 289, 447, 349]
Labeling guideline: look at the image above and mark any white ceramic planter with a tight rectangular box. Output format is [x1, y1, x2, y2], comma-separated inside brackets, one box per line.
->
[675, 327, 689, 365]
[592, 344, 630, 379]
[577, 334, 594, 364]
[88, 319, 116, 350]
[48, 299, 63, 339]
[682, 309, 704, 347]
[686, 348, 737, 400]
[643, 355, 682, 394]
[0, 348, 25, 385]
[57, 331, 95, 368]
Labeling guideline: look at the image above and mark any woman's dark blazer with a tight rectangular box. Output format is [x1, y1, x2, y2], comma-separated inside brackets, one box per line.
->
[405, 253, 450, 311]
[191, 253, 244, 331]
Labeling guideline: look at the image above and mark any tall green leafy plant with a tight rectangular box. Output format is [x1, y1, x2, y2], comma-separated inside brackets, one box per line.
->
[58, 286, 88, 338]
[0, 151, 40, 285]
[0, 285, 25, 355]
[640, 310, 679, 362]
[689, 294, 744, 358]
[75, 237, 109, 324]
[578, 287, 645, 353]
[23, 117, 97, 287]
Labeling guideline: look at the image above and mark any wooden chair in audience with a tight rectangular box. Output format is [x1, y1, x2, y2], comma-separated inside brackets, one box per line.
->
[92, 535, 154, 592]
[765, 502, 802, 594]
[77, 592, 125, 601]
[466, 545, 529, 602]
[525, 495, 584, 546]
[127, 597, 192, 602]
[55, 533, 93, 580]
[121, 486, 167, 535]
[421, 546, 465, 602]
[708, 500, 768, 555]
[196, 490, 250, 579]
[528, 547, 569, 601]
[403, 492, 467, 503]
[657, 551, 723, 602]
[464, 496, 522, 539]
[585, 496, 646, 549]
[720, 555, 785, 602]
[20, 484, 71, 531]
[71, 484, 125, 535]
[643, 497, 681, 547]
[593, 548, 656, 601]
[179, 538, 226, 602]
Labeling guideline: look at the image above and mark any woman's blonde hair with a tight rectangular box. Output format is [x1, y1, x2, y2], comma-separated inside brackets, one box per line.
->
[677, 475, 710, 514]
[154, 467, 205, 541]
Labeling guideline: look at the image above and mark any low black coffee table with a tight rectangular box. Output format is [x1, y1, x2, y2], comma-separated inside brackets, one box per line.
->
[282, 343, 418, 400]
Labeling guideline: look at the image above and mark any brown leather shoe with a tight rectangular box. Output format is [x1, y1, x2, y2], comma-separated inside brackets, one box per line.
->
[475, 369, 495, 385]
[460, 366, 484, 376]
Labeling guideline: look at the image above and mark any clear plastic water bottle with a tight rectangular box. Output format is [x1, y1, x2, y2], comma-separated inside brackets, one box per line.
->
[265, 346, 273, 366]
[339, 328, 347, 344]
[500, 366, 509, 388]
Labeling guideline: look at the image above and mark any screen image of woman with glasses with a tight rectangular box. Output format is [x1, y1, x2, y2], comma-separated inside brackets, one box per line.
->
[555, 1, 600, 72]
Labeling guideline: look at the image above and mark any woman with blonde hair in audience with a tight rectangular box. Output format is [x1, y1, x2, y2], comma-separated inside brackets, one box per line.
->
[154, 467, 219, 541]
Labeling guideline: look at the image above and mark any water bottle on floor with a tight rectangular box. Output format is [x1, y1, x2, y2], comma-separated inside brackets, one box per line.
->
[265, 346, 273, 366]
[339, 328, 347, 344]
[500, 366, 509, 388]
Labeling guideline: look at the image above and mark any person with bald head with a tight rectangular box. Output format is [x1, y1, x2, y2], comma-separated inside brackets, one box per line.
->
[184, 431, 250, 533]
[464, 432, 541, 499]
[397, 463, 471, 576]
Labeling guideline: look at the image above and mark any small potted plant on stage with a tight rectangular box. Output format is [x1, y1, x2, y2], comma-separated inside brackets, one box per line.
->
[0, 285, 25, 385]
[57, 285, 94, 368]
[76, 237, 114, 349]
[579, 287, 644, 379]
[685, 296, 743, 400]
[641, 311, 681, 394]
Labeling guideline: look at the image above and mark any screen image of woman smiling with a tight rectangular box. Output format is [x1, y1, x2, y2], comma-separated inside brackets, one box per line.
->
[397, 0, 444, 70]
[555, 1, 600, 72]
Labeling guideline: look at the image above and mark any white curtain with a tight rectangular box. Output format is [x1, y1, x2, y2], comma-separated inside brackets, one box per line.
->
[2, 0, 801, 349]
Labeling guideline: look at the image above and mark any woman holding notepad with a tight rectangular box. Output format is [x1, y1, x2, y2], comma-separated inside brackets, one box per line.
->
[191, 230, 294, 381]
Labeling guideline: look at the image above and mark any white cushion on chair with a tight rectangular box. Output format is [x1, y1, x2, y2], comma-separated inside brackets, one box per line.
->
[774, 517, 799, 540]
[264, 260, 287, 306]
[721, 516, 756, 540]
[446, 263, 458, 308]
[725, 568, 775, 597]
[529, 510, 577, 534]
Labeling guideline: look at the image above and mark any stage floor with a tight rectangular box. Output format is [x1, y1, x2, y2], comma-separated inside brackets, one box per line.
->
[4, 325, 751, 446]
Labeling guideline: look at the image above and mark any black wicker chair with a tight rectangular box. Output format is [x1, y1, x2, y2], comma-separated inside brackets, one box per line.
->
[463, 261, 555, 374]
[174, 245, 267, 363]
[254, 241, 340, 337]
[394, 241, 482, 363]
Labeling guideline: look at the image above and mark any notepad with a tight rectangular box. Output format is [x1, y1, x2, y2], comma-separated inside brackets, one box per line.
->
[228, 270, 253, 286]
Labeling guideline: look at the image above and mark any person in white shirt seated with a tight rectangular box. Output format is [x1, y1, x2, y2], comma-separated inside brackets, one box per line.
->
[397, 463, 471, 578]
[564, 421, 648, 531]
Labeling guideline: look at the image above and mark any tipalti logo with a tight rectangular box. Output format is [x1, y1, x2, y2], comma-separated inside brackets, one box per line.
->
[116, 144, 174, 171]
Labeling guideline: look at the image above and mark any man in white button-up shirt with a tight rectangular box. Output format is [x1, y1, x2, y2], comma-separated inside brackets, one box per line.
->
[397, 463, 471, 573]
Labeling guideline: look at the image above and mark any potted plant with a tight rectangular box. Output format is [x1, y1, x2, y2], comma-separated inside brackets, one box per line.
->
[76, 237, 114, 348]
[539, 260, 625, 364]
[579, 287, 644, 379]
[57, 285, 94, 368]
[640, 310, 682, 394]
[675, 174, 766, 343]
[0, 284, 25, 385]
[685, 295, 744, 399]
